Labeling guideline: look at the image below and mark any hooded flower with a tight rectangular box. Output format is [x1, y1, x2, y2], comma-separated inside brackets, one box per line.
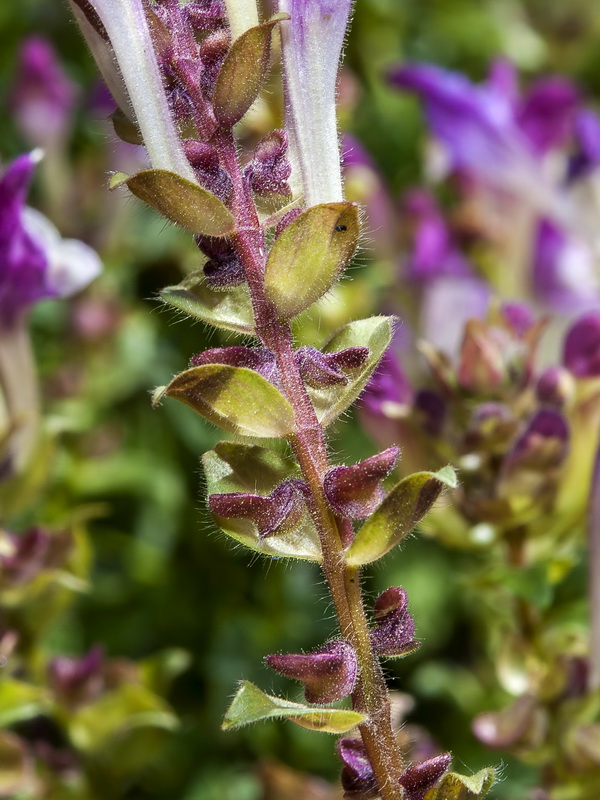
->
[0, 152, 101, 328]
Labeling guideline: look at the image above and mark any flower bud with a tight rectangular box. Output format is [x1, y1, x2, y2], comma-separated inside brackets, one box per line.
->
[414, 389, 445, 437]
[370, 587, 420, 658]
[190, 346, 278, 384]
[536, 366, 575, 407]
[323, 446, 400, 519]
[183, 139, 233, 202]
[563, 312, 600, 378]
[1, 527, 72, 588]
[209, 479, 308, 539]
[398, 753, 452, 800]
[48, 646, 105, 709]
[457, 319, 505, 394]
[337, 737, 378, 799]
[505, 408, 569, 472]
[473, 696, 546, 750]
[195, 235, 245, 287]
[362, 350, 412, 418]
[245, 130, 292, 198]
[296, 346, 369, 388]
[198, 29, 230, 96]
[265, 640, 358, 704]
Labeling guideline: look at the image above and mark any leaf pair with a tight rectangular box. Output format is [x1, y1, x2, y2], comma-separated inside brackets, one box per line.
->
[203, 442, 321, 561]
[154, 317, 393, 437]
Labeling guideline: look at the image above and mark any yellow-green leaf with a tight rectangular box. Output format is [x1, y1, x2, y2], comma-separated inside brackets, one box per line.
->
[111, 170, 235, 237]
[425, 767, 497, 799]
[222, 681, 365, 733]
[203, 443, 321, 561]
[307, 316, 394, 426]
[213, 15, 287, 126]
[160, 271, 255, 335]
[154, 365, 294, 438]
[346, 466, 457, 566]
[264, 202, 359, 320]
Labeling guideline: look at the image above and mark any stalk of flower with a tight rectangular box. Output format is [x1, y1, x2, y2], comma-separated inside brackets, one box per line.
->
[69, 2, 498, 798]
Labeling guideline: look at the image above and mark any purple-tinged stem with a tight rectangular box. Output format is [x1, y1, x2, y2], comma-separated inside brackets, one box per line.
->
[587, 445, 600, 690]
[218, 133, 406, 800]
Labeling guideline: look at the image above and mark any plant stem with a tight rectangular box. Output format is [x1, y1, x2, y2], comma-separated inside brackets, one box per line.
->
[587, 447, 600, 691]
[218, 133, 406, 798]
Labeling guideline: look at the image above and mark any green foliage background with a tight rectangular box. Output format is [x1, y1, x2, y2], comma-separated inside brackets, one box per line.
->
[1, 1, 600, 798]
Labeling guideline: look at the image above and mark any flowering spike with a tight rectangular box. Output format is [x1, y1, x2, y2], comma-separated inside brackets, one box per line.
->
[370, 587, 420, 658]
[398, 754, 452, 800]
[563, 312, 600, 378]
[296, 346, 369, 388]
[209, 479, 308, 539]
[337, 737, 378, 799]
[278, 0, 352, 206]
[265, 640, 358, 704]
[324, 446, 400, 519]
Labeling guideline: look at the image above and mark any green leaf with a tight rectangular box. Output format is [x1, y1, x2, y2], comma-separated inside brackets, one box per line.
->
[160, 271, 255, 335]
[222, 681, 365, 733]
[346, 466, 457, 566]
[306, 316, 394, 426]
[154, 365, 294, 438]
[0, 681, 47, 726]
[264, 203, 359, 320]
[203, 443, 321, 560]
[213, 15, 287, 126]
[69, 683, 177, 753]
[425, 767, 497, 799]
[110, 170, 235, 237]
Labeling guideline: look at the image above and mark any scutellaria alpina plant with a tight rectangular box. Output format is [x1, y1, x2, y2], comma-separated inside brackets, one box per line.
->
[67, 1, 497, 797]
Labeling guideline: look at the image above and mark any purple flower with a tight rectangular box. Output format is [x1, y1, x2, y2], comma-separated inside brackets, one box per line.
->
[10, 37, 78, 148]
[532, 220, 600, 313]
[390, 62, 540, 198]
[0, 153, 101, 328]
[48, 646, 105, 708]
[569, 109, 600, 181]
[403, 189, 472, 282]
[361, 348, 412, 419]
[563, 312, 600, 377]
[278, 0, 352, 206]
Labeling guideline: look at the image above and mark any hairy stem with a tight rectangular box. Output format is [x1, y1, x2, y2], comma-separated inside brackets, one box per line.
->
[218, 133, 406, 798]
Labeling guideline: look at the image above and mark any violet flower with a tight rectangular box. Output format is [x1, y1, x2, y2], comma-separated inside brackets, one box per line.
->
[10, 36, 78, 149]
[389, 60, 578, 211]
[278, 0, 352, 206]
[0, 152, 101, 327]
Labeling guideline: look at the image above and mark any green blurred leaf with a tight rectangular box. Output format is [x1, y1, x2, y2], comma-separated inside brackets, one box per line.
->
[203, 443, 321, 560]
[0, 680, 47, 726]
[213, 15, 287, 126]
[155, 365, 295, 438]
[307, 316, 394, 426]
[346, 466, 457, 566]
[425, 767, 497, 799]
[222, 681, 365, 733]
[160, 271, 255, 335]
[110, 170, 235, 236]
[69, 683, 177, 752]
[0, 732, 31, 797]
[264, 203, 359, 319]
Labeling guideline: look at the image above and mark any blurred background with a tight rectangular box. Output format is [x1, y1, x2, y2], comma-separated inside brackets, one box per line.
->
[2, 1, 600, 798]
